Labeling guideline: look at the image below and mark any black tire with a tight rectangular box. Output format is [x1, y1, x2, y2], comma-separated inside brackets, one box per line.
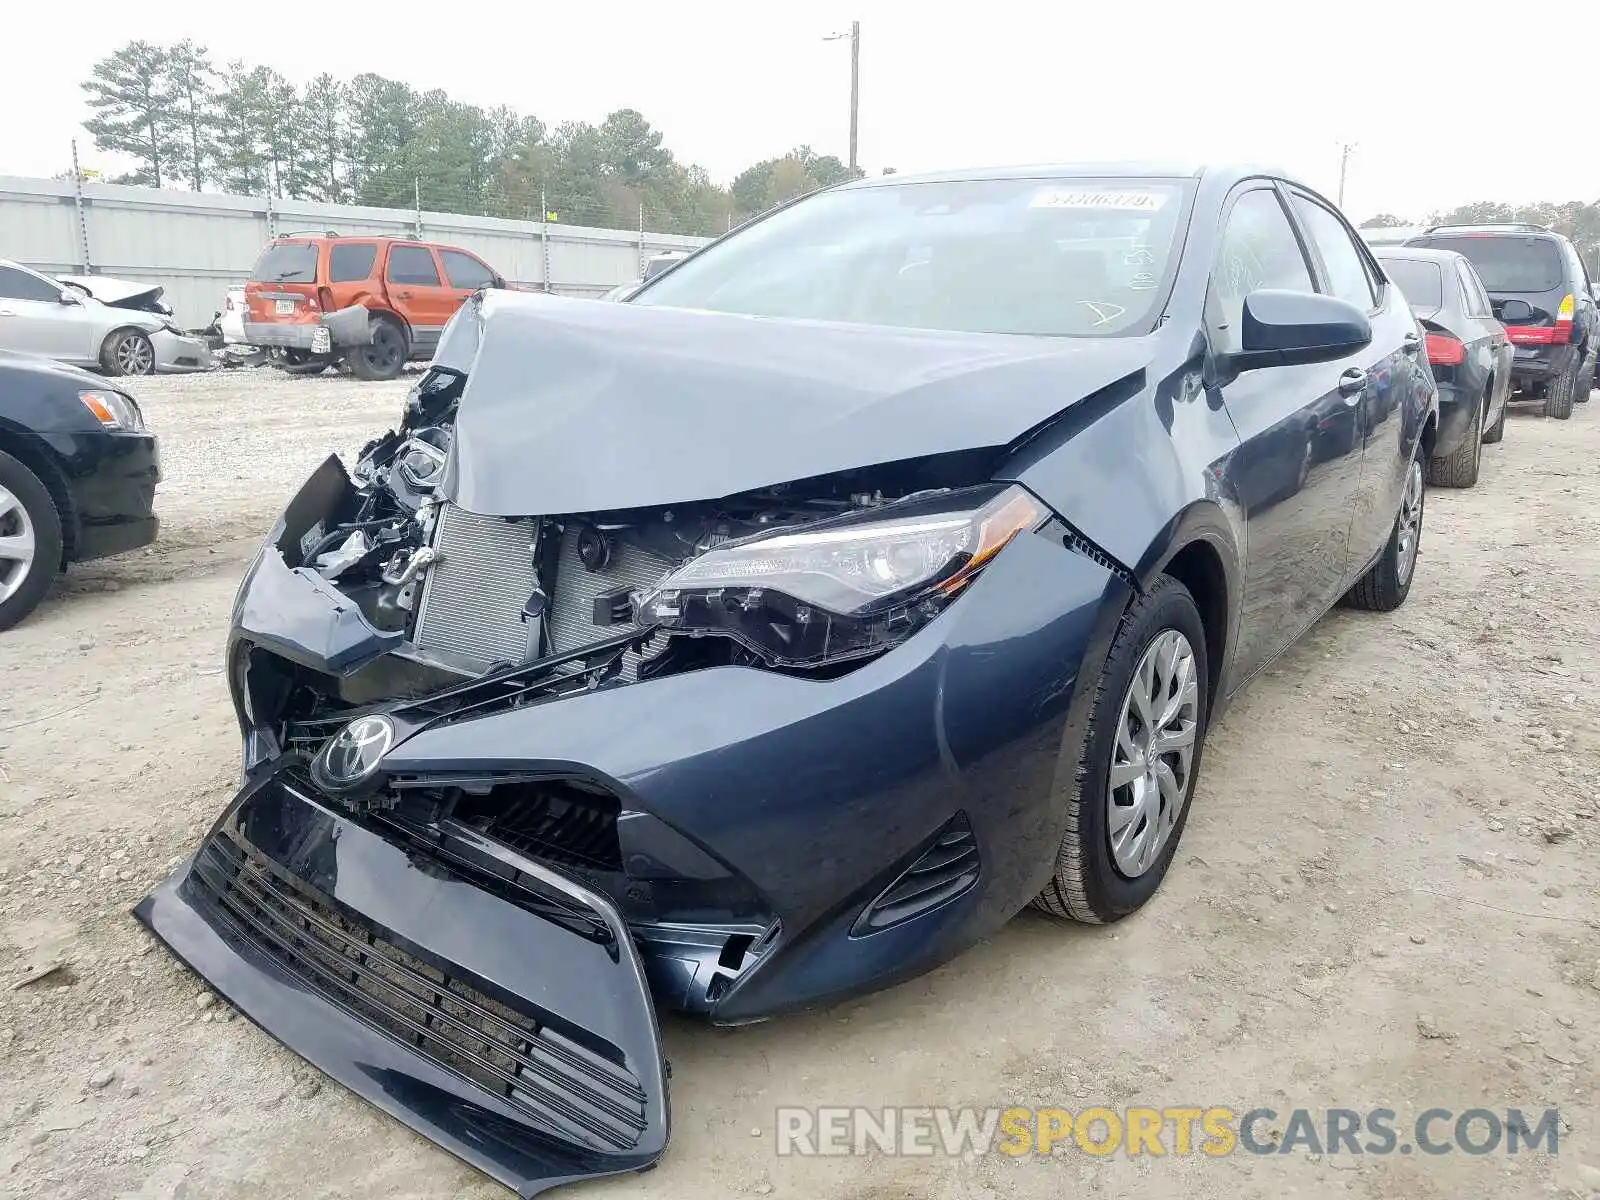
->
[281, 353, 331, 377]
[1344, 456, 1424, 613]
[99, 329, 156, 377]
[0, 450, 64, 632]
[348, 317, 407, 381]
[1032, 576, 1210, 924]
[1545, 353, 1577, 420]
[1576, 348, 1594, 403]
[1481, 388, 1506, 445]
[1426, 393, 1483, 488]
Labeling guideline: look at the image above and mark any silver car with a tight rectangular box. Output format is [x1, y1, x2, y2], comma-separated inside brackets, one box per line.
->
[0, 259, 212, 375]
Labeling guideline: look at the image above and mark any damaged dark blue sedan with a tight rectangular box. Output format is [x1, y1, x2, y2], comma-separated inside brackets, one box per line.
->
[137, 164, 1437, 1195]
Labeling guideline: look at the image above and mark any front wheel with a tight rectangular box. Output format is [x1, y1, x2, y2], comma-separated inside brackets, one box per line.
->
[1343, 456, 1424, 612]
[1033, 576, 1209, 924]
[1575, 348, 1595, 403]
[100, 329, 155, 377]
[0, 450, 64, 632]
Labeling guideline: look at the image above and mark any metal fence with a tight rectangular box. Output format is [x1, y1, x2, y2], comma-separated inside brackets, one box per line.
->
[0, 175, 712, 329]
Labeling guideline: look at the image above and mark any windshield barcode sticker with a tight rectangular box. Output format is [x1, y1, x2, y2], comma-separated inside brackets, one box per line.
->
[1029, 189, 1169, 212]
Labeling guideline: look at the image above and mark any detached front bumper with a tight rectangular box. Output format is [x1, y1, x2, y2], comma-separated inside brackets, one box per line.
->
[245, 306, 373, 354]
[150, 329, 215, 373]
[136, 771, 669, 1197]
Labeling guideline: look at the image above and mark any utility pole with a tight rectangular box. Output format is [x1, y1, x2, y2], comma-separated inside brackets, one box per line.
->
[825, 21, 861, 171]
[1336, 142, 1357, 209]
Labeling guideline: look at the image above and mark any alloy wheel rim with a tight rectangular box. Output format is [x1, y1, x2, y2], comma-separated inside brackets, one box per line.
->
[0, 483, 37, 605]
[117, 334, 154, 374]
[1107, 629, 1199, 878]
[367, 329, 402, 371]
[1396, 459, 1424, 585]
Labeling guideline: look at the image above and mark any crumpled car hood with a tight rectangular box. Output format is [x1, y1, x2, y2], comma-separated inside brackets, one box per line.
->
[57, 274, 169, 314]
[436, 290, 1153, 516]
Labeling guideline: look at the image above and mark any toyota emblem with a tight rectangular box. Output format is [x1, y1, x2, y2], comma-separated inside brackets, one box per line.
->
[313, 714, 395, 789]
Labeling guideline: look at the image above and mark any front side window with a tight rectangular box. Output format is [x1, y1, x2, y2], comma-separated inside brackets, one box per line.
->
[1292, 195, 1376, 309]
[1209, 188, 1315, 353]
[633, 176, 1192, 337]
[386, 245, 440, 287]
[440, 250, 496, 290]
[0, 265, 66, 303]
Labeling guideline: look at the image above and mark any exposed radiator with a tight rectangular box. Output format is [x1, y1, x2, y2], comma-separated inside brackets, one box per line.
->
[413, 506, 539, 667]
[413, 506, 676, 679]
[548, 526, 675, 681]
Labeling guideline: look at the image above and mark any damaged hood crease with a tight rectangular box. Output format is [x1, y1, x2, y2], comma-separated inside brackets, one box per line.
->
[437, 291, 1153, 515]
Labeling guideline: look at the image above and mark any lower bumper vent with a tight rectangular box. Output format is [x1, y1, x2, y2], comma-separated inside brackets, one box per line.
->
[187, 831, 649, 1151]
[853, 812, 980, 934]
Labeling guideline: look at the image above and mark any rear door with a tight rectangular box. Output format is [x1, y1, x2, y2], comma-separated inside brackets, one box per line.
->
[1208, 185, 1368, 678]
[1454, 258, 1511, 406]
[324, 241, 379, 312]
[1287, 189, 1414, 571]
[383, 244, 455, 355]
[0, 264, 94, 360]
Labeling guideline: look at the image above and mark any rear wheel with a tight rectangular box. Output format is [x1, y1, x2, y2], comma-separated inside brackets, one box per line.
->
[0, 450, 63, 632]
[1033, 576, 1209, 924]
[1344, 456, 1423, 612]
[1426, 392, 1484, 488]
[280, 350, 330, 377]
[1546, 354, 1577, 420]
[349, 317, 407, 381]
[99, 329, 155, 377]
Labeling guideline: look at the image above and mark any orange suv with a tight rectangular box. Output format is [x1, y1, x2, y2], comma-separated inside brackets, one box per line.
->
[242, 234, 507, 380]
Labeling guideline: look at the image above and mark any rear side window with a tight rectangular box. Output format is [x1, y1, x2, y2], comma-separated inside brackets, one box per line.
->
[386, 245, 440, 286]
[1414, 236, 1562, 292]
[1378, 257, 1444, 311]
[1210, 188, 1315, 353]
[0, 265, 65, 302]
[328, 243, 377, 283]
[250, 242, 318, 283]
[439, 250, 496, 290]
[1292, 196, 1376, 309]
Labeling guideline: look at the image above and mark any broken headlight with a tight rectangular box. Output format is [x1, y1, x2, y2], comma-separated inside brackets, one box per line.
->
[635, 484, 1045, 667]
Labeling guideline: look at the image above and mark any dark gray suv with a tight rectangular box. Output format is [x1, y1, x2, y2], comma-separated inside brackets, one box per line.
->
[1405, 224, 1596, 419]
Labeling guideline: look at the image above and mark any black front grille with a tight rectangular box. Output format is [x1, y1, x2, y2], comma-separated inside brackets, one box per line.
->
[453, 781, 624, 874]
[854, 812, 980, 934]
[187, 832, 648, 1151]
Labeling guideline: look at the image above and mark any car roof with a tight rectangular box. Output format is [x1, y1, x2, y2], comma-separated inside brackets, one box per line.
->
[834, 161, 1303, 192]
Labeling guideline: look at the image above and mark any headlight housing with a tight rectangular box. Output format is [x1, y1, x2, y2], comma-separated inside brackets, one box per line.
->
[635, 484, 1045, 667]
[77, 389, 145, 432]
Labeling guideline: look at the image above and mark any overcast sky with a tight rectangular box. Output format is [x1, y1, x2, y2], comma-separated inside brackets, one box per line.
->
[3, 0, 1595, 223]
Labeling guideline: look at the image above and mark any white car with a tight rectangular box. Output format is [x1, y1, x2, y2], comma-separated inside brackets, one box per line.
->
[219, 286, 247, 345]
[0, 259, 212, 375]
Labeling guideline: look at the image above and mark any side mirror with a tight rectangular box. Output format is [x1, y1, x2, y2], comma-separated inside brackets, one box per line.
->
[1228, 289, 1371, 372]
[1498, 298, 1534, 322]
[58, 290, 81, 306]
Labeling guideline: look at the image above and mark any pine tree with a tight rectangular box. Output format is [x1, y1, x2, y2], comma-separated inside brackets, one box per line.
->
[81, 42, 183, 187]
[164, 40, 216, 189]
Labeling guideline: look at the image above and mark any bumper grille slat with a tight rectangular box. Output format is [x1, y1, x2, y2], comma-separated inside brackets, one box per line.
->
[188, 835, 648, 1149]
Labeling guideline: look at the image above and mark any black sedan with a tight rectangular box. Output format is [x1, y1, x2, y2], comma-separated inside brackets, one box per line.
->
[0, 351, 159, 629]
[1376, 246, 1513, 487]
[138, 164, 1437, 1196]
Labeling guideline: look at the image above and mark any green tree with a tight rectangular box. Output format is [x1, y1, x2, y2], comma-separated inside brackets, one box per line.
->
[210, 62, 272, 195]
[300, 74, 348, 202]
[595, 108, 670, 186]
[163, 40, 216, 190]
[81, 41, 183, 187]
[1359, 213, 1410, 229]
[345, 73, 422, 206]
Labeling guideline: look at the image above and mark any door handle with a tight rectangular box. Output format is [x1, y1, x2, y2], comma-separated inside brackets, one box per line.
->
[1402, 332, 1421, 355]
[0, 309, 15, 317]
[1337, 368, 1368, 401]
[396, 291, 412, 299]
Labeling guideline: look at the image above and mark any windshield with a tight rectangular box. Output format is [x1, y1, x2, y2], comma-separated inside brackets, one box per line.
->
[250, 242, 318, 284]
[1378, 257, 1444, 311]
[1411, 236, 1561, 293]
[632, 177, 1191, 337]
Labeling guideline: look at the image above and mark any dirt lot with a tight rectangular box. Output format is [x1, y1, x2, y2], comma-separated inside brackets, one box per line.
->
[1, 369, 1596, 1200]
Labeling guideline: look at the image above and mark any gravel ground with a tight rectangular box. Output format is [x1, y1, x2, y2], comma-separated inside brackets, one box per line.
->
[0, 369, 1597, 1200]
